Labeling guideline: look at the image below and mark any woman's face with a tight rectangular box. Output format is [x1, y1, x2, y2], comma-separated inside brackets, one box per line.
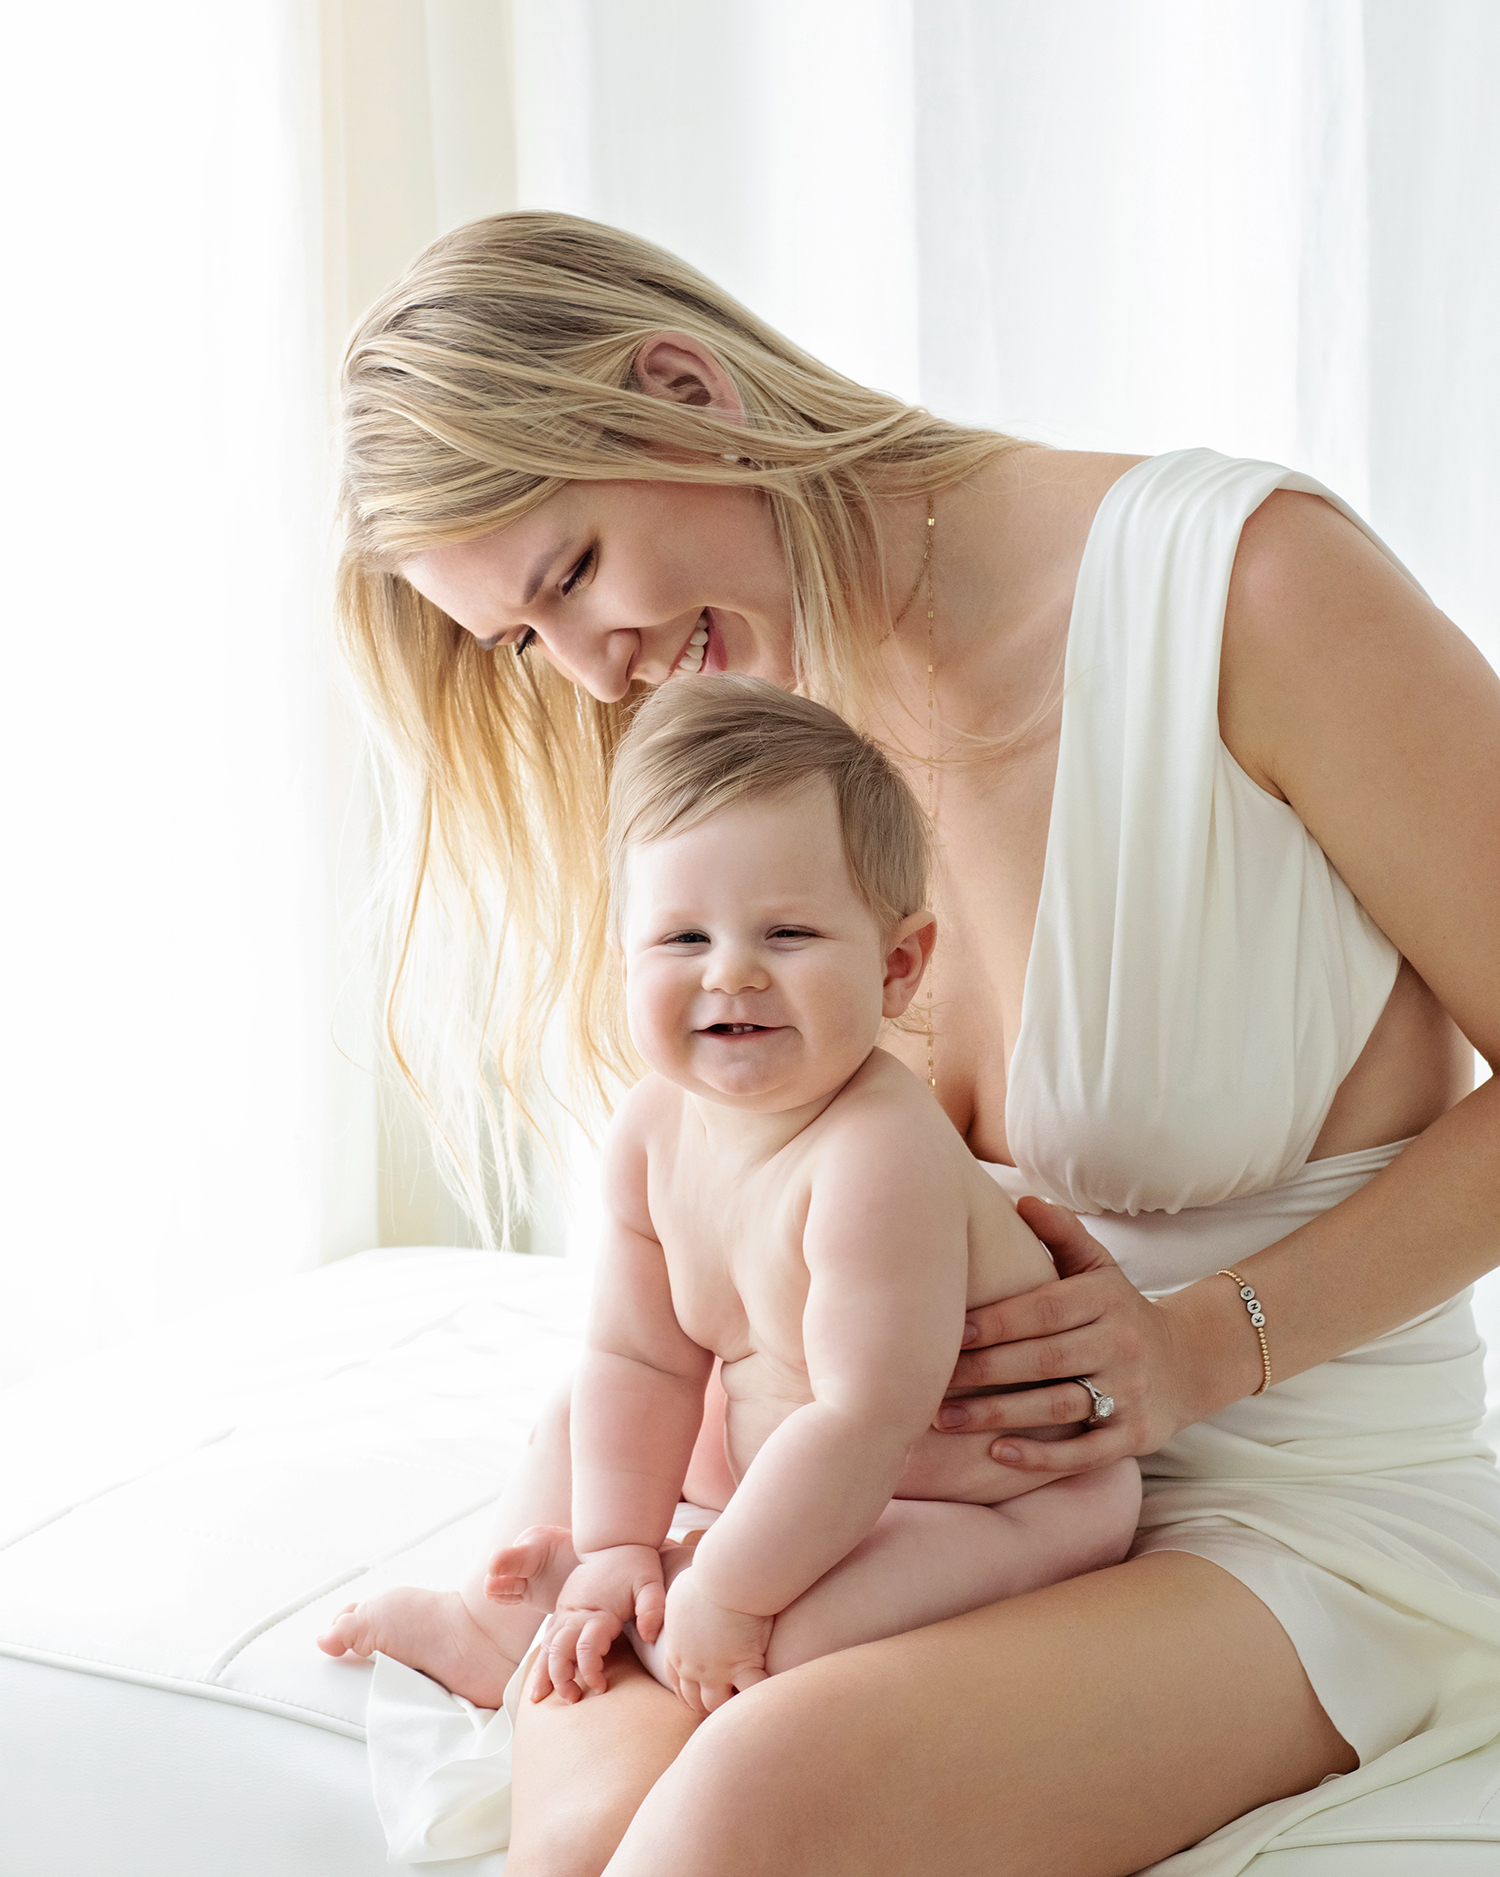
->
[400, 478, 797, 703]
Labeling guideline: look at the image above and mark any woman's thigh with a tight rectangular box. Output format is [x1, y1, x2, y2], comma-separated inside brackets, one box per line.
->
[602, 1551, 1357, 1877]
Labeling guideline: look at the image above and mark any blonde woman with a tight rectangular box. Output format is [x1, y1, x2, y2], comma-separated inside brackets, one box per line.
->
[336, 213, 1500, 1877]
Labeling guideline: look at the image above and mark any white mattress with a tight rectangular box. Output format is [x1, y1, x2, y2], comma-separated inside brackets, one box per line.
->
[3, 1246, 1499, 1877]
[0, 1248, 590, 1877]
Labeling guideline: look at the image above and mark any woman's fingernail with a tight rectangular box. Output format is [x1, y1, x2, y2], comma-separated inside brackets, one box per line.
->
[993, 1442, 1023, 1465]
[937, 1405, 969, 1429]
[961, 1322, 979, 1345]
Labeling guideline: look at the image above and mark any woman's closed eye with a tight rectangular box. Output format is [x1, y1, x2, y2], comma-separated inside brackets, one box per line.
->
[560, 545, 595, 596]
[484, 548, 596, 654]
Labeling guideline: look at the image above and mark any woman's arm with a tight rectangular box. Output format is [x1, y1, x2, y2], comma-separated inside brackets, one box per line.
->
[941, 492, 1500, 1466]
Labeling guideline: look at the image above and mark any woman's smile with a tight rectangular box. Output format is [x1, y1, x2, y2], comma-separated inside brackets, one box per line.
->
[399, 482, 793, 701]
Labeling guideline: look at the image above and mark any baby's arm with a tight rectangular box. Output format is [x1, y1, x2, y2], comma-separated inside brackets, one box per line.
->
[667, 1128, 968, 1707]
[544, 1109, 713, 1701]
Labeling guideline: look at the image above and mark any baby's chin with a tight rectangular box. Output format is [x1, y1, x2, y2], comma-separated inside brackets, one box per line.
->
[674, 1043, 872, 1111]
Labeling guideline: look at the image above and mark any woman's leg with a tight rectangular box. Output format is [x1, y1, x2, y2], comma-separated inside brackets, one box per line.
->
[509, 1551, 1356, 1877]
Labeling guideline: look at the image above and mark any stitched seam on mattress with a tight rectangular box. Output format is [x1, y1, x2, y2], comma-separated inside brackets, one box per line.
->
[205, 1486, 505, 1679]
[0, 1283, 547, 1560]
[0, 1643, 367, 1737]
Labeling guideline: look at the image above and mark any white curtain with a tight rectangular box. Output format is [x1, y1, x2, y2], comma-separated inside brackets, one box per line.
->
[1, 2, 358, 1386]
[4, 2, 1496, 1389]
[509, 0, 1500, 1427]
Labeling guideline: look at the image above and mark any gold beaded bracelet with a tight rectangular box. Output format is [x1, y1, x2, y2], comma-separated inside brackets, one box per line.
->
[1217, 1268, 1272, 1396]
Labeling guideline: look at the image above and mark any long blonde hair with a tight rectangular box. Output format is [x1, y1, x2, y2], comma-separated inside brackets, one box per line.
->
[337, 211, 1018, 1238]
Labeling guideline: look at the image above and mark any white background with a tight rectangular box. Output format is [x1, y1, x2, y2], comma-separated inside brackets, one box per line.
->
[2, 0, 1497, 1390]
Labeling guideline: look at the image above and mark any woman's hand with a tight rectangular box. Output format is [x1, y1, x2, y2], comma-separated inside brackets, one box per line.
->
[933, 1197, 1198, 1473]
[660, 1565, 772, 1717]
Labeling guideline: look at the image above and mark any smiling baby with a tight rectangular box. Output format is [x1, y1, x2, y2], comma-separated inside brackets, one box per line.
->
[321, 676, 1139, 1714]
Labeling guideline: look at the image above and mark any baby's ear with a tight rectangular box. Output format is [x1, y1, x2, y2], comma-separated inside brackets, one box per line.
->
[881, 911, 936, 1019]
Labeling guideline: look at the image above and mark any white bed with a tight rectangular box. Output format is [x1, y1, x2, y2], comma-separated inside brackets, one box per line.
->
[3, 1247, 1498, 1875]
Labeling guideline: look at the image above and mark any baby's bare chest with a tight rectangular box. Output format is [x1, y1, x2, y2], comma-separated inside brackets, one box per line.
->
[647, 1169, 812, 1377]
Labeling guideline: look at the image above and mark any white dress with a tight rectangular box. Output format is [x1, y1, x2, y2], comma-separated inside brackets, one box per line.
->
[366, 449, 1500, 1874]
[982, 447, 1500, 1874]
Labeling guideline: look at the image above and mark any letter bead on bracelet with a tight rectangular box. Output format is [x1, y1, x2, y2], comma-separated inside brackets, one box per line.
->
[1217, 1268, 1272, 1396]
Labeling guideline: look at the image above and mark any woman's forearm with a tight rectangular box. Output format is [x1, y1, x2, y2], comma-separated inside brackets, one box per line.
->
[1167, 1075, 1500, 1425]
[688, 1401, 913, 1616]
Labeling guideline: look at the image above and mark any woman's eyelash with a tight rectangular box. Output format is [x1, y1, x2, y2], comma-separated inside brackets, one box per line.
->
[561, 546, 595, 595]
[511, 627, 536, 657]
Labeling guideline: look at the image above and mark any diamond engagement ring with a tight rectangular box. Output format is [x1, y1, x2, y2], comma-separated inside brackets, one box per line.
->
[1076, 1376, 1115, 1424]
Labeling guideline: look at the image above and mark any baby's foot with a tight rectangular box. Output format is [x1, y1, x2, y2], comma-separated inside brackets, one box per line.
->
[484, 1522, 581, 1607]
[316, 1587, 519, 1709]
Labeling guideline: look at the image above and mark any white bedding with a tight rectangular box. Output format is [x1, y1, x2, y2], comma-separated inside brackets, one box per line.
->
[3, 1246, 1499, 1875]
[0, 1248, 590, 1877]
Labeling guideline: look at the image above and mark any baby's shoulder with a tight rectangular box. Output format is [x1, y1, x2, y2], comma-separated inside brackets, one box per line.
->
[602, 1075, 686, 1198]
[809, 1050, 972, 1192]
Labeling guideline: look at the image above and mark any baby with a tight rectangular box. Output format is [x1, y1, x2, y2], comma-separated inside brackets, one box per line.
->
[321, 676, 1140, 1714]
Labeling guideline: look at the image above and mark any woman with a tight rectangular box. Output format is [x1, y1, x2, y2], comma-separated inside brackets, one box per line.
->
[337, 213, 1500, 1877]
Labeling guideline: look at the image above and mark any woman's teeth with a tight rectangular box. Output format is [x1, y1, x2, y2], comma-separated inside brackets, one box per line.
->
[676, 620, 709, 674]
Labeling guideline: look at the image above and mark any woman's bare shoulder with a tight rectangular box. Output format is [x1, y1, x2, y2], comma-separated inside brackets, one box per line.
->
[1220, 486, 1500, 1062]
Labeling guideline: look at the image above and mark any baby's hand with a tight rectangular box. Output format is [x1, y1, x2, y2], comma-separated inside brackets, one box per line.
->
[660, 1565, 773, 1716]
[533, 1544, 666, 1703]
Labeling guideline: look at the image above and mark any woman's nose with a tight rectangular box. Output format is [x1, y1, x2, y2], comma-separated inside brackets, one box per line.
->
[547, 622, 635, 703]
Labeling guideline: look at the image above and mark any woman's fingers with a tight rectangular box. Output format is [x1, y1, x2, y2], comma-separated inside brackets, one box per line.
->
[986, 1427, 1132, 1475]
[1014, 1194, 1118, 1274]
[935, 1379, 1096, 1434]
[949, 1314, 1116, 1394]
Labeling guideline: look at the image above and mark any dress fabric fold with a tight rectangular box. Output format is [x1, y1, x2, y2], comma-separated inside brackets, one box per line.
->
[989, 447, 1500, 1873]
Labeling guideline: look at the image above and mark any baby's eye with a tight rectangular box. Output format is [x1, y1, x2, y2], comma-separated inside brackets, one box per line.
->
[663, 930, 710, 947]
[769, 926, 817, 941]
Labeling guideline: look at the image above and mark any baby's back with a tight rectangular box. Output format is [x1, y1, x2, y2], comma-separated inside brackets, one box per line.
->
[640, 1050, 1060, 1496]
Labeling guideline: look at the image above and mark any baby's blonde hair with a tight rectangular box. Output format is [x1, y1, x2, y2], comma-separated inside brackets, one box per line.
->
[607, 676, 930, 947]
[335, 211, 1019, 1237]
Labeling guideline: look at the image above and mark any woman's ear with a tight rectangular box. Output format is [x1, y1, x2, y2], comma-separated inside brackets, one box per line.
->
[881, 911, 937, 1019]
[633, 331, 746, 421]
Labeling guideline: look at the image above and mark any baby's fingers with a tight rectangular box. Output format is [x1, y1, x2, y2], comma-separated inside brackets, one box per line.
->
[542, 1614, 590, 1704]
[634, 1578, 666, 1645]
[574, 1612, 620, 1696]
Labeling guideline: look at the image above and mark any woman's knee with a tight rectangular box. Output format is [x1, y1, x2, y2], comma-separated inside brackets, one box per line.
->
[610, 1673, 869, 1876]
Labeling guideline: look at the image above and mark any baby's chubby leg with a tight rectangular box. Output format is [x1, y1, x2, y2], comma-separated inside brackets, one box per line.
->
[316, 1380, 575, 1708]
[316, 1366, 733, 1708]
[760, 1459, 1141, 1676]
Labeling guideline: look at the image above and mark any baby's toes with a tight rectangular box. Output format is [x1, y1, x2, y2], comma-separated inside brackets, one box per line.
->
[316, 1602, 371, 1658]
[484, 1524, 577, 1605]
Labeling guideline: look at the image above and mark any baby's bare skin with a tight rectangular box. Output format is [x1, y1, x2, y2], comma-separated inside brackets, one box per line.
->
[319, 781, 1139, 1710]
[639, 1048, 1071, 1503]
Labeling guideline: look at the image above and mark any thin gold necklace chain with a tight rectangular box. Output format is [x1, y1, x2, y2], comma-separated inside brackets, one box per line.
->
[923, 493, 937, 1096]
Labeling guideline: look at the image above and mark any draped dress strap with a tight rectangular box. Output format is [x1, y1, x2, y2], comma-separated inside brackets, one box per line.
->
[1004, 448, 1417, 1217]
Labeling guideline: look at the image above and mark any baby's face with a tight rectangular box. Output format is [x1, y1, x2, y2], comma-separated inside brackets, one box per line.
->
[620, 779, 907, 1113]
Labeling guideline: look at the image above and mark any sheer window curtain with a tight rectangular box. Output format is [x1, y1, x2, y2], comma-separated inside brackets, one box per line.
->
[5, 1, 1497, 1395]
